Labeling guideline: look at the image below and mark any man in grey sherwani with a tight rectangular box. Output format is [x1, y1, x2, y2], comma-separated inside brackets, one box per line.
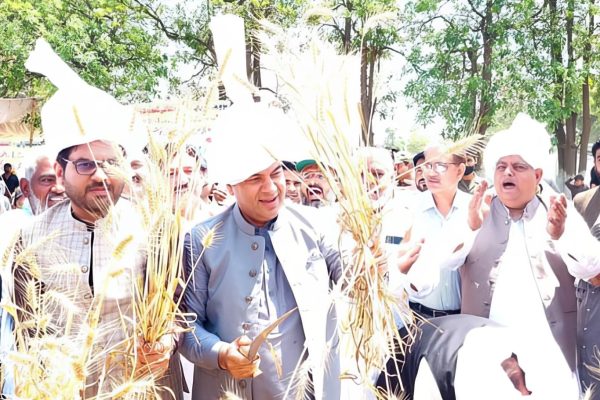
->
[180, 104, 343, 400]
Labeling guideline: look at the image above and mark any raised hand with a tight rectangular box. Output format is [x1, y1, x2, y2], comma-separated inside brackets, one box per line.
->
[468, 180, 492, 230]
[547, 194, 567, 240]
[396, 239, 424, 274]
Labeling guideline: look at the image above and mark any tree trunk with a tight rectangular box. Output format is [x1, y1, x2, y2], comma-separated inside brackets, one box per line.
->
[467, 49, 478, 122]
[580, 0, 594, 173]
[549, 0, 567, 174]
[342, 0, 353, 54]
[564, 0, 577, 176]
[477, 0, 494, 136]
[565, 112, 578, 175]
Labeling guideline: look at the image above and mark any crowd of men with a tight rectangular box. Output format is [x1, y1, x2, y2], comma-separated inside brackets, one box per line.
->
[1, 48, 600, 400]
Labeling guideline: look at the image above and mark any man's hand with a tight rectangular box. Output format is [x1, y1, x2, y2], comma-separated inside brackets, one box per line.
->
[468, 181, 492, 230]
[396, 239, 424, 274]
[136, 334, 174, 379]
[210, 184, 230, 206]
[218, 335, 261, 379]
[589, 273, 600, 287]
[547, 194, 567, 240]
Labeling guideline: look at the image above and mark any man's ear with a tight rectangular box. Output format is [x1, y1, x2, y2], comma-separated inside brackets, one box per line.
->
[534, 168, 543, 184]
[55, 161, 64, 179]
[226, 184, 234, 196]
[458, 162, 466, 179]
[20, 178, 30, 198]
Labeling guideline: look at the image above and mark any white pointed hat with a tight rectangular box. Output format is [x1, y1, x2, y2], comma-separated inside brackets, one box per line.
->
[26, 38, 134, 157]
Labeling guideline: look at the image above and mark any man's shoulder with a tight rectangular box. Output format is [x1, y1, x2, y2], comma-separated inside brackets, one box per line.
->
[30, 200, 70, 225]
[573, 186, 599, 210]
[188, 204, 234, 235]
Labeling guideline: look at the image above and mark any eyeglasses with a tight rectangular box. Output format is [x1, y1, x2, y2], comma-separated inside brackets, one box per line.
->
[62, 158, 120, 176]
[422, 162, 462, 174]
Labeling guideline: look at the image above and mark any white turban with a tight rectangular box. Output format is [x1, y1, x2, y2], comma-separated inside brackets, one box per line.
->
[205, 104, 303, 185]
[483, 113, 551, 180]
[26, 38, 134, 157]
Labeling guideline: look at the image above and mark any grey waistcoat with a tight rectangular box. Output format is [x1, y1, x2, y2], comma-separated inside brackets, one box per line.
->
[460, 196, 577, 371]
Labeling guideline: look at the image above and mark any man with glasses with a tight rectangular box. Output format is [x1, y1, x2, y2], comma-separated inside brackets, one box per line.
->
[2, 62, 180, 396]
[456, 114, 600, 398]
[397, 144, 471, 319]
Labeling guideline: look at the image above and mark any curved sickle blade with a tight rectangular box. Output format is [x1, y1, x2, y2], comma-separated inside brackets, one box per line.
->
[246, 307, 298, 361]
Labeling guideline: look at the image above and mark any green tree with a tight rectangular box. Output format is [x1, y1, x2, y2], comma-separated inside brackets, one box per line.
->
[513, 0, 600, 175]
[401, 0, 600, 176]
[128, 0, 308, 96]
[0, 0, 167, 101]
[309, 0, 402, 146]
[401, 0, 519, 140]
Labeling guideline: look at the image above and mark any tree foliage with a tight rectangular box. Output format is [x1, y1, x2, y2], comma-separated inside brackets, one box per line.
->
[127, 0, 308, 94]
[308, 0, 402, 146]
[0, 0, 168, 101]
[399, 0, 600, 175]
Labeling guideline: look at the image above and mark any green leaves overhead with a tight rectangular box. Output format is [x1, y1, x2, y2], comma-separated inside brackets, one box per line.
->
[0, 0, 167, 101]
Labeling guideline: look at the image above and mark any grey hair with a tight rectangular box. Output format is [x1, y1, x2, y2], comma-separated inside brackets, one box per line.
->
[21, 150, 54, 182]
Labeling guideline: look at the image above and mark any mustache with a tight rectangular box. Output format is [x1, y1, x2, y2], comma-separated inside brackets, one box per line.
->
[86, 183, 112, 192]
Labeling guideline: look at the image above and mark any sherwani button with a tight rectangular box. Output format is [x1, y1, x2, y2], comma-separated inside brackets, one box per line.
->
[587, 308, 591, 312]
[251, 242, 259, 251]
[249, 269, 257, 278]
[83, 238, 90, 245]
[81, 265, 89, 273]
[245, 296, 253, 303]
[242, 322, 251, 330]
[239, 380, 247, 389]
[584, 327, 588, 331]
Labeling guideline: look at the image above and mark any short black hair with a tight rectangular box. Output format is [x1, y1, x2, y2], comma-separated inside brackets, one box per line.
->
[282, 160, 296, 171]
[412, 151, 425, 166]
[56, 146, 77, 169]
[592, 140, 600, 159]
[3, 163, 11, 169]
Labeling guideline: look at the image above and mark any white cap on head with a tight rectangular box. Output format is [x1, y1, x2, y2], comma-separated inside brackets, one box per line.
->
[41, 87, 133, 157]
[205, 104, 300, 186]
[357, 146, 394, 174]
[26, 38, 133, 158]
[483, 113, 551, 180]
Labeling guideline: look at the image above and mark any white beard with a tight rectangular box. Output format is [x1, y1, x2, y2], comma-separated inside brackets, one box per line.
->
[28, 193, 51, 215]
